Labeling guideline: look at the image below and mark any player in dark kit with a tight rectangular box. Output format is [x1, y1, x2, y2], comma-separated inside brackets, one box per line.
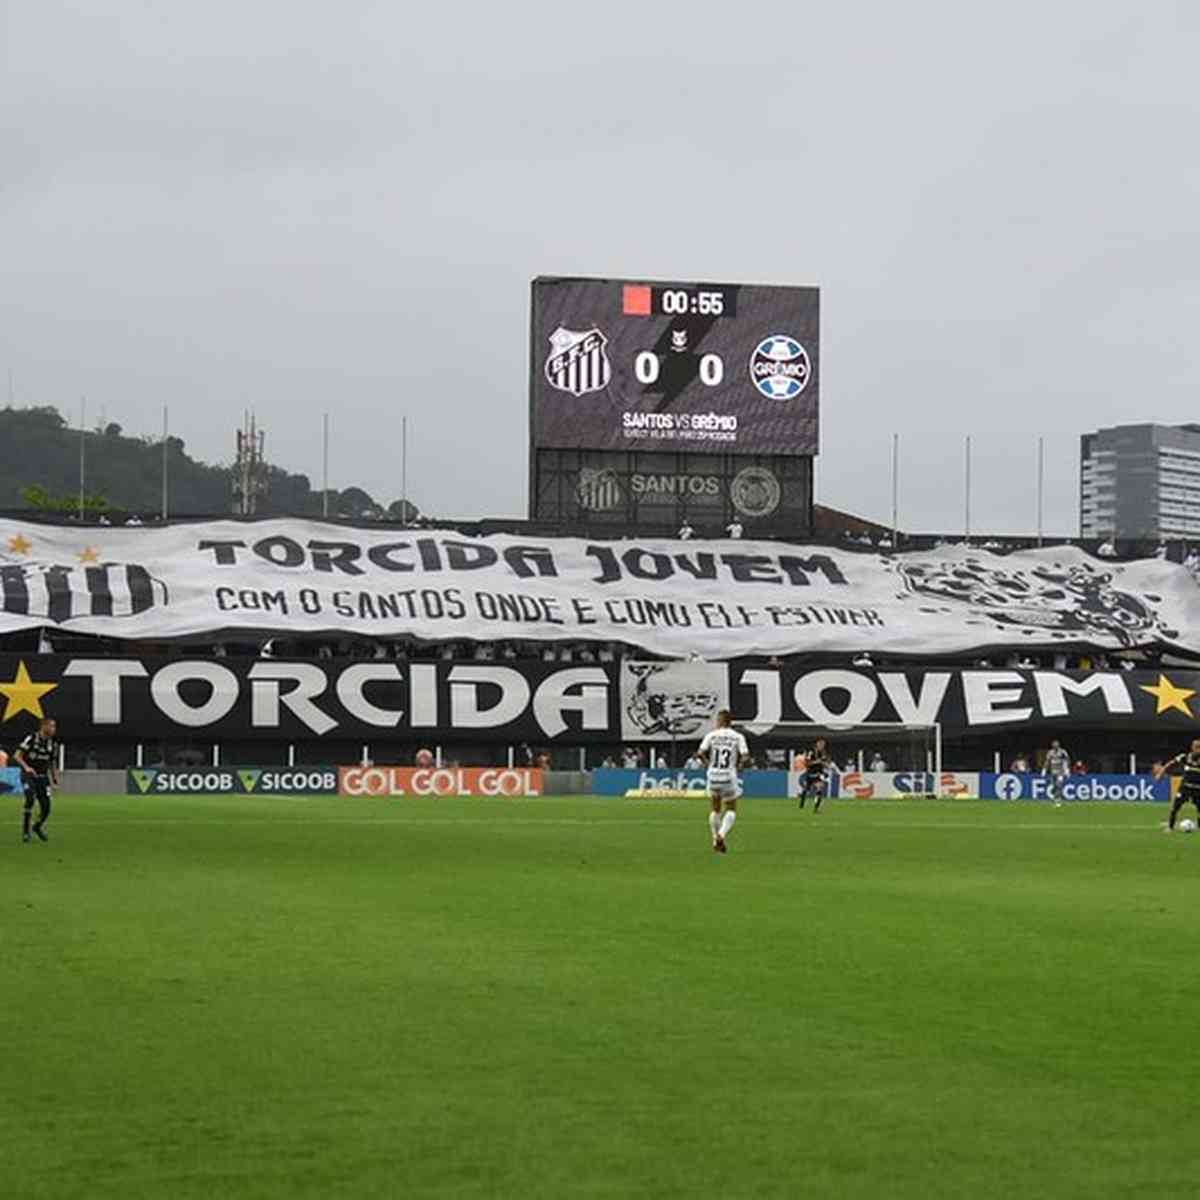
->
[1155, 738, 1200, 831]
[15, 717, 59, 843]
[798, 737, 832, 812]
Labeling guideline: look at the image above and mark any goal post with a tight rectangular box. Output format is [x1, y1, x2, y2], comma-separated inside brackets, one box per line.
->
[734, 720, 945, 797]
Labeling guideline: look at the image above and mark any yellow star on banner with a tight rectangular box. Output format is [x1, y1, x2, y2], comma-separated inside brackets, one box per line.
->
[6, 534, 32, 555]
[1139, 674, 1197, 717]
[0, 661, 59, 721]
[78, 547, 99, 563]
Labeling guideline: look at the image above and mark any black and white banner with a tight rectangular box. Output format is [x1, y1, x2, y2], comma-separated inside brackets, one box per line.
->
[1, 519, 1199, 659]
[2, 655, 1199, 743]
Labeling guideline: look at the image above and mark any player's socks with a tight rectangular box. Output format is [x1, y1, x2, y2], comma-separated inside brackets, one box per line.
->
[719, 811, 737, 840]
[33, 825, 47, 842]
[708, 811, 721, 841]
[1168, 798, 1184, 829]
[22, 811, 31, 839]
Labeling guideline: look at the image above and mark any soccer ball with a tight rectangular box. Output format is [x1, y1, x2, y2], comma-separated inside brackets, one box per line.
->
[1179, 818, 1196, 833]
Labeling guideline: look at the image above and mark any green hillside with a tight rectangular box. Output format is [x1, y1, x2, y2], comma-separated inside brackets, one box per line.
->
[0, 406, 410, 519]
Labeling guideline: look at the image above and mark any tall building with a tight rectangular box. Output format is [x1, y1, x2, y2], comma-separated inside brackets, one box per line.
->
[1080, 423, 1200, 539]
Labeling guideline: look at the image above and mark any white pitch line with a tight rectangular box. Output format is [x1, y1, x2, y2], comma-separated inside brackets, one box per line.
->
[52, 817, 1173, 833]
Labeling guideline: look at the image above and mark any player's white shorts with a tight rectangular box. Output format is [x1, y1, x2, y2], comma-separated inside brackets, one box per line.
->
[707, 779, 743, 802]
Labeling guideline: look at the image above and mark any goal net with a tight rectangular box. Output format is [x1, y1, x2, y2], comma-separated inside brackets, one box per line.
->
[737, 720, 944, 798]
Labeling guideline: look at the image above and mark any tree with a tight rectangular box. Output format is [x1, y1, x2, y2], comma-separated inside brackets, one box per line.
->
[386, 499, 420, 523]
[336, 486, 377, 519]
[19, 484, 112, 516]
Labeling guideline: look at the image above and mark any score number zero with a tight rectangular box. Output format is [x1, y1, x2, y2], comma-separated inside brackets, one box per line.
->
[634, 351, 724, 387]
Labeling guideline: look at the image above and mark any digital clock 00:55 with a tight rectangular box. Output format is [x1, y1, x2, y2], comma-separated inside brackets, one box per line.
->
[622, 284, 737, 318]
[660, 288, 725, 316]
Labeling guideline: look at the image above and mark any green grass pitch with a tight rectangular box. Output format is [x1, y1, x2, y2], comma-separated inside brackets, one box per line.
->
[3, 794, 1198, 1198]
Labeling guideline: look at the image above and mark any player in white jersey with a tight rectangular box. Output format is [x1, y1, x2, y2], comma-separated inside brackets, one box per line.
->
[697, 709, 750, 854]
[1043, 739, 1071, 806]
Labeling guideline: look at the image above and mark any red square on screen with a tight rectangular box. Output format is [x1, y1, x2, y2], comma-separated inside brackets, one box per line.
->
[623, 284, 652, 316]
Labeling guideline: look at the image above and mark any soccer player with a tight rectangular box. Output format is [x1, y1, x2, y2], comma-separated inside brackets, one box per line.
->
[1042, 739, 1071, 807]
[797, 737, 832, 812]
[1154, 739, 1200, 831]
[16, 717, 59, 843]
[698, 710, 749, 854]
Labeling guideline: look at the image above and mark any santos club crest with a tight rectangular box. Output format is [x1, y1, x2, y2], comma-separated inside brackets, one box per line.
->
[544, 326, 612, 397]
[0, 542, 169, 624]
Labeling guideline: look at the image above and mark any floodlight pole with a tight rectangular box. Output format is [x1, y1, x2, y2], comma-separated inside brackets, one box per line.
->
[161, 406, 169, 521]
[401, 415, 408, 525]
[78, 396, 86, 519]
[890, 432, 899, 547]
[322, 412, 330, 518]
[964, 434, 971, 540]
[1036, 435, 1045, 547]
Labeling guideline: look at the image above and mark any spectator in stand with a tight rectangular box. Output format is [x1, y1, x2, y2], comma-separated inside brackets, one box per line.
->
[841, 757, 855, 773]
[622, 746, 640, 769]
[1072, 760, 1088, 775]
[1010, 753, 1030, 772]
[652, 752, 668, 769]
[852, 652, 873, 667]
[684, 751, 703, 769]
[869, 751, 888, 771]
[600, 756, 617, 769]
[415, 748, 434, 767]
[535, 752, 551, 770]
[726, 519, 744, 540]
[678, 521, 694, 540]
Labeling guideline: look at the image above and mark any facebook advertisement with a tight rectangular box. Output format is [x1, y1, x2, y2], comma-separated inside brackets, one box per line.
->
[980, 773, 1170, 802]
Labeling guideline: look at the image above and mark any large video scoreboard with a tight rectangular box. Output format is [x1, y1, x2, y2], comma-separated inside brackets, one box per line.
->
[529, 276, 819, 532]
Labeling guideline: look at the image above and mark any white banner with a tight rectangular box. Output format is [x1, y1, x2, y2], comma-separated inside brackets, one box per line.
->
[1, 518, 1198, 660]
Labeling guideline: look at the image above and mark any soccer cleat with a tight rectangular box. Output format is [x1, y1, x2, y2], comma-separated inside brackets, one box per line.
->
[22, 832, 30, 843]
[33, 827, 48, 842]
[714, 834, 727, 853]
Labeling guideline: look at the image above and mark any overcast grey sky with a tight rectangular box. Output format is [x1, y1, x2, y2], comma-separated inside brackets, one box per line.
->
[2, 2, 1198, 535]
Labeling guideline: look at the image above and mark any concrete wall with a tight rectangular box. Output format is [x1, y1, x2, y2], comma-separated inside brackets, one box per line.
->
[58, 769, 127, 795]
[544, 770, 591, 795]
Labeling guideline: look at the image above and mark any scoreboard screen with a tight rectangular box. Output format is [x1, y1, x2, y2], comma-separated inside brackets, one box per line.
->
[530, 276, 819, 456]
